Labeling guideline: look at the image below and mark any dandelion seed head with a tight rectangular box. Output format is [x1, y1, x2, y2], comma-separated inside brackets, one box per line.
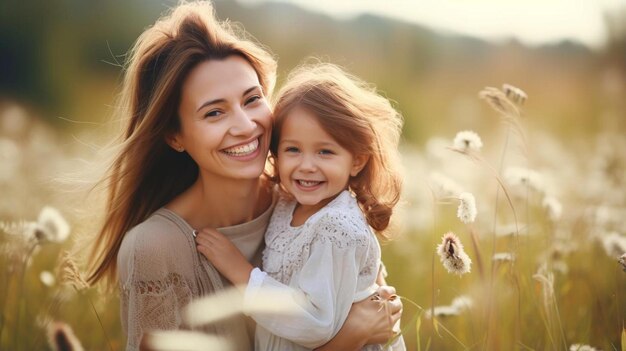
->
[1, 220, 40, 242]
[184, 286, 301, 327]
[492, 252, 515, 262]
[478, 86, 520, 117]
[601, 232, 626, 258]
[495, 223, 528, 237]
[450, 295, 473, 311]
[504, 167, 545, 193]
[502, 84, 528, 106]
[542, 196, 563, 222]
[0, 137, 21, 182]
[40, 270, 56, 287]
[457, 192, 477, 224]
[37, 206, 70, 243]
[142, 331, 234, 351]
[429, 172, 463, 198]
[453, 130, 483, 152]
[58, 251, 89, 291]
[569, 344, 598, 351]
[437, 232, 472, 275]
[424, 305, 459, 319]
[618, 253, 626, 272]
[533, 264, 555, 307]
[425, 295, 472, 318]
[47, 321, 84, 351]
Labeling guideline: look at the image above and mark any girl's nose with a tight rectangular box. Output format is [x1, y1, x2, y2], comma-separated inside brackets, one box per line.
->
[298, 154, 317, 172]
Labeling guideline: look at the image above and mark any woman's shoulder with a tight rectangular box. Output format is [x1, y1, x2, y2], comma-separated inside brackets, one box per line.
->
[118, 209, 194, 269]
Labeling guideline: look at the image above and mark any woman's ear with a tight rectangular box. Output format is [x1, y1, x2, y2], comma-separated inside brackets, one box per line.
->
[350, 154, 369, 177]
[165, 133, 185, 152]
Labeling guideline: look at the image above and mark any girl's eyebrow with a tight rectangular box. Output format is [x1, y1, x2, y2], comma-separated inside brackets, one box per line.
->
[195, 86, 260, 112]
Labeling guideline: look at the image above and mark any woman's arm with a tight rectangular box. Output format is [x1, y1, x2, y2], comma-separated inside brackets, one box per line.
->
[315, 285, 402, 351]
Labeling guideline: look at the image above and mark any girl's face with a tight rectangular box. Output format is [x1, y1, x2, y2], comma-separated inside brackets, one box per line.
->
[171, 56, 272, 182]
[276, 107, 367, 212]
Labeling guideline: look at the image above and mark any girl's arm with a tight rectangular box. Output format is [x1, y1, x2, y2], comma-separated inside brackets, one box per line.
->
[196, 226, 364, 348]
[196, 227, 402, 348]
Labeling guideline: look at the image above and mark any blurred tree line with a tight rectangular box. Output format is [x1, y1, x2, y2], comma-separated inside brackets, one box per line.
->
[1, 0, 624, 140]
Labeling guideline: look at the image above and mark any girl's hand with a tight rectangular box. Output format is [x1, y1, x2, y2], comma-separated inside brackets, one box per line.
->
[195, 228, 253, 285]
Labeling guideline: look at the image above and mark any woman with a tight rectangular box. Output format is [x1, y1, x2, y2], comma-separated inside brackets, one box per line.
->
[86, 2, 402, 350]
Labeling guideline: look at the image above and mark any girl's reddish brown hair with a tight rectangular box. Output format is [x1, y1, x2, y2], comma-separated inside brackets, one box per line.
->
[270, 63, 403, 239]
[87, 1, 277, 286]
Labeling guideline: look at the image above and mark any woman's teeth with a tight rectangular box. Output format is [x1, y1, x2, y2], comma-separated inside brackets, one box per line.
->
[223, 138, 259, 156]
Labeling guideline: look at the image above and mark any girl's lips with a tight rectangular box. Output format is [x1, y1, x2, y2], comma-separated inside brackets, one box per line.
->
[294, 179, 325, 191]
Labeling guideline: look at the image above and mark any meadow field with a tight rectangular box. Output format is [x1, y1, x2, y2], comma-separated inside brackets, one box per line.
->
[1, 1, 625, 350]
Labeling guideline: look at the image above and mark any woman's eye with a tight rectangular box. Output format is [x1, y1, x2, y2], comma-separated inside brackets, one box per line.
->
[245, 95, 262, 105]
[205, 110, 223, 118]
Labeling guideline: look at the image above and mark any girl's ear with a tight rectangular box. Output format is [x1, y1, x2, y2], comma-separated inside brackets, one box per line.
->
[350, 154, 369, 177]
[165, 132, 185, 152]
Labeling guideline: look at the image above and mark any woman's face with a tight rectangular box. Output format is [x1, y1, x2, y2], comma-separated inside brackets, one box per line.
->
[172, 56, 272, 181]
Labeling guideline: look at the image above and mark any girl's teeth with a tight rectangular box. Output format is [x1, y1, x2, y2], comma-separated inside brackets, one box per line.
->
[223, 139, 259, 156]
[299, 180, 321, 187]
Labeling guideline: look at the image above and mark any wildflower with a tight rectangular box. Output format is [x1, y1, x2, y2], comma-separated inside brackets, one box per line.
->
[40, 270, 56, 287]
[504, 167, 545, 193]
[424, 305, 459, 319]
[453, 130, 483, 153]
[542, 196, 563, 221]
[495, 223, 527, 237]
[492, 252, 515, 262]
[47, 321, 84, 351]
[425, 295, 473, 318]
[184, 286, 300, 327]
[429, 172, 462, 198]
[601, 232, 626, 258]
[58, 251, 89, 291]
[142, 331, 233, 351]
[0, 220, 40, 242]
[502, 84, 528, 106]
[457, 192, 477, 224]
[618, 253, 626, 272]
[437, 232, 472, 275]
[450, 295, 473, 311]
[37, 207, 70, 243]
[533, 264, 554, 307]
[478, 86, 520, 117]
[569, 344, 598, 351]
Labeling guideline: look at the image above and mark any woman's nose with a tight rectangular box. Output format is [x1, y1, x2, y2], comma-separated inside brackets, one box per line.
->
[230, 107, 256, 136]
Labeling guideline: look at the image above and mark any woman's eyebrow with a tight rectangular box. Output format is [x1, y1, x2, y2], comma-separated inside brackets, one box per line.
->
[195, 86, 261, 112]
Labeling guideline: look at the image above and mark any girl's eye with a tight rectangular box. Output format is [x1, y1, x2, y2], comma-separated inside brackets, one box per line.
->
[204, 110, 223, 118]
[285, 146, 299, 153]
[319, 149, 334, 155]
[245, 95, 262, 105]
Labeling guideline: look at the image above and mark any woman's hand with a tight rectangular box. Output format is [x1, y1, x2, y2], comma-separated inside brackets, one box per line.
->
[315, 285, 403, 351]
[195, 228, 253, 285]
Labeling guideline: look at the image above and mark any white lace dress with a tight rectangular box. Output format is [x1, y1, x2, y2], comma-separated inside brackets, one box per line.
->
[243, 190, 405, 351]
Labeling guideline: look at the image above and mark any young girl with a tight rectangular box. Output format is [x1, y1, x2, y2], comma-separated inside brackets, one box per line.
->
[196, 63, 405, 350]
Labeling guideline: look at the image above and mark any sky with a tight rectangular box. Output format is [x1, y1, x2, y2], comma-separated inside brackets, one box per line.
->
[241, 0, 626, 48]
